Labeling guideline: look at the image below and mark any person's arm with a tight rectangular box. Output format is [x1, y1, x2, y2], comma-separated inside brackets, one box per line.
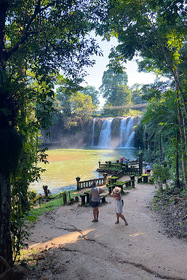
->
[110, 192, 119, 199]
[99, 188, 104, 195]
[89, 190, 92, 197]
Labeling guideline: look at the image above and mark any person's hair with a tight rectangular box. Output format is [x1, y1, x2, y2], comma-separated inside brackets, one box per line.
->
[92, 181, 96, 187]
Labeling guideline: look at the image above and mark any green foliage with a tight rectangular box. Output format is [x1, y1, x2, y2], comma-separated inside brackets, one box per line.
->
[0, 0, 109, 266]
[11, 190, 37, 262]
[28, 190, 37, 201]
[30, 198, 63, 217]
[81, 86, 100, 106]
[99, 67, 128, 99]
[99, 67, 132, 116]
[138, 87, 186, 186]
[131, 84, 148, 105]
[152, 163, 171, 189]
[69, 92, 95, 125]
[100, 0, 187, 165]
[99, 67, 147, 117]
[134, 122, 145, 149]
[30, 191, 76, 218]
[55, 90, 95, 129]
[143, 150, 155, 164]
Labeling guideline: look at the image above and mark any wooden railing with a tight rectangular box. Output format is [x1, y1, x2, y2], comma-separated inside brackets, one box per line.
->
[97, 160, 141, 176]
[76, 174, 107, 190]
[99, 163, 121, 169]
[122, 166, 140, 176]
[98, 160, 139, 168]
[76, 158, 141, 190]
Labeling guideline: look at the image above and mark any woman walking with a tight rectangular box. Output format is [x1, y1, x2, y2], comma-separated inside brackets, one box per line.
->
[110, 187, 128, 225]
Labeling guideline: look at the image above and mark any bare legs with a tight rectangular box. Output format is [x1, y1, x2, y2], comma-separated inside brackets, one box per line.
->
[116, 213, 128, 225]
[92, 207, 99, 222]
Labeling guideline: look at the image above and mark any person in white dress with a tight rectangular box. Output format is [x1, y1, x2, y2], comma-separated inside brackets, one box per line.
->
[110, 187, 128, 225]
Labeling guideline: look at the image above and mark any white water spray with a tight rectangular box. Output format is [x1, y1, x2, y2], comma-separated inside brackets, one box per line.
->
[119, 117, 135, 148]
[98, 118, 113, 148]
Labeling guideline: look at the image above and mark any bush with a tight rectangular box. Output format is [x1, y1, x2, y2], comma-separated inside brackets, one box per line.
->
[28, 190, 37, 201]
[152, 163, 171, 190]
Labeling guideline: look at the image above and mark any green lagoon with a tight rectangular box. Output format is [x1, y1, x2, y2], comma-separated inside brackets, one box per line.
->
[30, 148, 138, 194]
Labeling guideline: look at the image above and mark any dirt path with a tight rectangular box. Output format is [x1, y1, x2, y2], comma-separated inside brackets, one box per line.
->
[26, 182, 187, 280]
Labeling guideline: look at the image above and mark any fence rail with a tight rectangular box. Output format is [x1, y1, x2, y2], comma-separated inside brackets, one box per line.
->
[76, 175, 107, 190]
[75, 157, 142, 190]
[98, 160, 141, 177]
[122, 166, 140, 176]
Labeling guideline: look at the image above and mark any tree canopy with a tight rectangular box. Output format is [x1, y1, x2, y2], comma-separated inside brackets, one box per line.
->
[97, 0, 186, 183]
[98, 0, 186, 113]
[0, 0, 186, 271]
[0, 0, 108, 270]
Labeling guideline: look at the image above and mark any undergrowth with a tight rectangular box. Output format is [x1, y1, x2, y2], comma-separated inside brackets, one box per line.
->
[30, 191, 78, 218]
[152, 186, 187, 239]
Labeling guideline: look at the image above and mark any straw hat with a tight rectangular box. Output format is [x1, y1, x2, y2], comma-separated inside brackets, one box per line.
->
[113, 187, 121, 194]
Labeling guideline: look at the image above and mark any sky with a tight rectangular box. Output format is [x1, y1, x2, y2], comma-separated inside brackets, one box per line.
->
[81, 36, 156, 106]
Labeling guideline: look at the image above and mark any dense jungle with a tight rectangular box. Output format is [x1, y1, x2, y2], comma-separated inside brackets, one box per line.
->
[0, 0, 186, 279]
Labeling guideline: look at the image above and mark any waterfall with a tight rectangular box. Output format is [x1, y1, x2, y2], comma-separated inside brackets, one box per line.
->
[98, 118, 113, 148]
[126, 131, 135, 147]
[119, 117, 135, 148]
[119, 117, 127, 147]
[91, 118, 95, 146]
[125, 117, 133, 140]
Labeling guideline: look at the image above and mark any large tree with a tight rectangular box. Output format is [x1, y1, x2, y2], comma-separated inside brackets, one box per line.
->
[81, 85, 100, 106]
[0, 0, 107, 270]
[55, 86, 95, 129]
[141, 85, 181, 186]
[98, 0, 186, 183]
[99, 67, 131, 116]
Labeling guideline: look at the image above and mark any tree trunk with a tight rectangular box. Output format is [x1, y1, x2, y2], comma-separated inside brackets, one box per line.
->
[0, 173, 12, 273]
[175, 87, 187, 186]
[176, 130, 180, 188]
[159, 133, 162, 163]
[138, 151, 143, 176]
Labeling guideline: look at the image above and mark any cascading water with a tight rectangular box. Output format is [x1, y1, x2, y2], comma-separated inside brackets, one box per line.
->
[119, 117, 135, 148]
[91, 118, 95, 146]
[125, 131, 135, 147]
[119, 117, 127, 147]
[98, 118, 113, 148]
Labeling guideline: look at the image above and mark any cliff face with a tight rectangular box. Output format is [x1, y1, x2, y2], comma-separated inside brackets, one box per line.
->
[40, 116, 141, 148]
[40, 118, 93, 148]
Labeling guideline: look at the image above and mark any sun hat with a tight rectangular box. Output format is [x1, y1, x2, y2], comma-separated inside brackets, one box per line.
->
[113, 187, 121, 194]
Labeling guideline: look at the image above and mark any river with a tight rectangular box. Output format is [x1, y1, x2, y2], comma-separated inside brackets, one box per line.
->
[30, 147, 138, 194]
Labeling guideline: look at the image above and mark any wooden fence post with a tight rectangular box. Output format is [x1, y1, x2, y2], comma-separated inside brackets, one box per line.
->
[103, 173, 107, 184]
[76, 177, 80, 190]
[138, 151, 143, 176]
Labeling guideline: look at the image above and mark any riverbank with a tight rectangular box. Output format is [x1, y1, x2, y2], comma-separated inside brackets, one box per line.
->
[20, 179, 187, 280]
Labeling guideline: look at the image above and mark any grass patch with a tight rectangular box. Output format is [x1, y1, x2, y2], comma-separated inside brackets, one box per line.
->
[30, 197, 63, 217]
[30, 191, 79, 218]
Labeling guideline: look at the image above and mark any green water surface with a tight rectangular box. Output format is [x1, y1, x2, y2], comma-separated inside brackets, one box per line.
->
[30, 148, 138, 194]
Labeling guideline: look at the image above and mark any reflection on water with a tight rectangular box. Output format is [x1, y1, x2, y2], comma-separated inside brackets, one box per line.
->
[30, 148, 138, 194]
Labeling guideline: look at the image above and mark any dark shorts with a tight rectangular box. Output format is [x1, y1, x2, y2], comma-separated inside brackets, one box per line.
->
[91, 201, 99, 208]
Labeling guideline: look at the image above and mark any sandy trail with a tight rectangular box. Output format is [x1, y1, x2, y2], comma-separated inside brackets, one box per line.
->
[26, 181, 187, 280]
